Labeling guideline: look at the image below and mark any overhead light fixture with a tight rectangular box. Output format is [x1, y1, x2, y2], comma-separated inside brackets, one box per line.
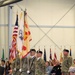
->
[0, 0, 22, 7]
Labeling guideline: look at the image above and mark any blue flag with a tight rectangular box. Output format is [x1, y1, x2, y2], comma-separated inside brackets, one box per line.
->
[44, 48, 46, 62]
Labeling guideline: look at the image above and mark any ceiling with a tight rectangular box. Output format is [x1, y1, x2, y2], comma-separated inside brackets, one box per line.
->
[10, 0, 75, 26]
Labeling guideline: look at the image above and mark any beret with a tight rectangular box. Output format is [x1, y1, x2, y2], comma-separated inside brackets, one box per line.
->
[1, 59, 5, 63]
[63, 49, 69, 52]
[37, 50, 42, 54]
[30, 49, 36, 52]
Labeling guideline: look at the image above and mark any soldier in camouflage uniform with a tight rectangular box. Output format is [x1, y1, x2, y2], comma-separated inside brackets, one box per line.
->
[35, 51, 46, 75]
[21, 49, 36, 75]
[61, 49, 72, 75]
[12, 53, 21, 75]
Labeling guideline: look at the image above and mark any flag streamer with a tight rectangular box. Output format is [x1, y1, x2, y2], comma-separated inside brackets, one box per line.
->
[2, 49, 4, 60]
[50, 48, 52, 60]
[44, 48, 46, 62]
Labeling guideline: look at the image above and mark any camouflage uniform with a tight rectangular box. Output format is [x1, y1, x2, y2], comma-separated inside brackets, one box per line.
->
[61, 56, 72, 75]
[12, 55, 21, 75]
[35, 58, 46, 75]
[20, 57, 28, 75]
[21, 56, 36, 75]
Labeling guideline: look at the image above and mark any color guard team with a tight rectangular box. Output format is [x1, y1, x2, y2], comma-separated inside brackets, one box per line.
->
[0, 49, 75, 75]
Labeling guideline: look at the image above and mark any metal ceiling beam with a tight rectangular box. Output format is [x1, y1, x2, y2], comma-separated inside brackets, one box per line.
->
[0, 24, 75, 28]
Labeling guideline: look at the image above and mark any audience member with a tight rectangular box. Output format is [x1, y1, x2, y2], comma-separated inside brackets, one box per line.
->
[1, 60, 5, 68]
[5, 61, 12, 75]
[0, 65, 5, 75]
[69, 59, 75, 75]
[51, 60, 61, 75]
[45, 61, 53, 75]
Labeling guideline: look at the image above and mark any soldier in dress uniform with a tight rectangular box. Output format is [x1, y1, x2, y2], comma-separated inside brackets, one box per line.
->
[61, 49, 72, 75]
[35, 50, 46, 75]
[21, 49, 36, 75]
[12, 52, 21, 75]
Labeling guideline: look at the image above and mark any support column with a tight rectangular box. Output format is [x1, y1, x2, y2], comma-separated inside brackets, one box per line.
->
[8, 6, 13, 58]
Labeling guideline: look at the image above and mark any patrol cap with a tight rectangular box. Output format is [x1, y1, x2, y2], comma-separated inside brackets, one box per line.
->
[37, 50, 43, 54]
[30, 49, 36, 52]
[63, 49, 69, 52]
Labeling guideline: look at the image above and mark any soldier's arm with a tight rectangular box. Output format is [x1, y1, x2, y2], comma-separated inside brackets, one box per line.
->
[21, 57, 28, 71]
[23, 57, 28, 68]
[68, 57, 72, 67]
[11, 60, 16, 72]
[12, 60, 16, 69]
[19, 58, 23, 69]
[15, 58, 20, 70]
[41, 59, 46, 74]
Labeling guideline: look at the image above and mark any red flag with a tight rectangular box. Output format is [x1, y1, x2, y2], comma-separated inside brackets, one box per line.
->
[22, 11, 32, 58]
[50, 48, 52, 60]
[9, 14, 18, 60]
[54, 52, 57, 60]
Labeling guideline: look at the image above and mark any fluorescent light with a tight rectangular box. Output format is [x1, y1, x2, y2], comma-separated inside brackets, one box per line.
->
[0, 0, 22, 7]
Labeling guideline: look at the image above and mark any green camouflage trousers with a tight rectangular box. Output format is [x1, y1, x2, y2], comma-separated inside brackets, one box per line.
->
[62, 72, 70, 75]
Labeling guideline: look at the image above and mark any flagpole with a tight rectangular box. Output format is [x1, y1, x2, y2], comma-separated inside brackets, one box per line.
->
[8, 5, 13, 59]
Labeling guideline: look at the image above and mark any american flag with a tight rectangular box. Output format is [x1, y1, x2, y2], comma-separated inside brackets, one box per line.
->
[9, 14, 18, 60]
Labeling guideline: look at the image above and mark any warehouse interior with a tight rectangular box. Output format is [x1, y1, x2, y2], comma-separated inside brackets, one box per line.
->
[0, 0, 75, 61]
